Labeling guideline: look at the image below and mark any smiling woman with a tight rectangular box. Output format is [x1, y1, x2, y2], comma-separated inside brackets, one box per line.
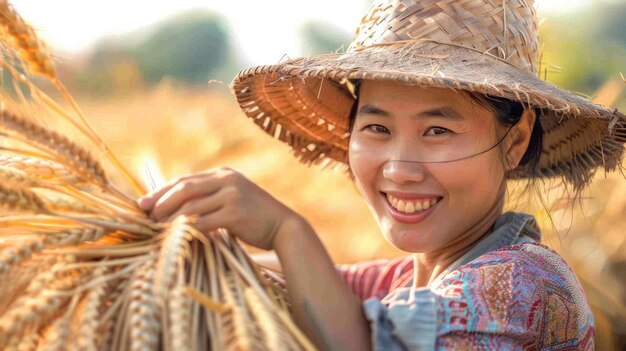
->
[141, 0, 624, 349]
[347, 80, 535, 256]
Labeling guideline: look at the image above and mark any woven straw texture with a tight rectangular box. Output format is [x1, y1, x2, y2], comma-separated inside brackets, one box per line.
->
[230, 0, 626, 190]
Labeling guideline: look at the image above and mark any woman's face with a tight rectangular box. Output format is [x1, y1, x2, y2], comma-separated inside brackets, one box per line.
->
[348, 80, 509, 253]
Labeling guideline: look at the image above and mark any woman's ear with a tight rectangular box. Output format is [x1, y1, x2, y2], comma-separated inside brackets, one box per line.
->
[504, 108, 536, 171]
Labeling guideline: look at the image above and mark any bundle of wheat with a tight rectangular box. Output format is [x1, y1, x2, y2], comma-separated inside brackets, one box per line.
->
[0, 1, 313, 350]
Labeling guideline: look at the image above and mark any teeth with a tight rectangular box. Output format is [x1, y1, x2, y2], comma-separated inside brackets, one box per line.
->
[405, 201, 415, 213]
[414, 201, 423, 211]
[386, 193, 440, 214]
[397, 200, 406, 212]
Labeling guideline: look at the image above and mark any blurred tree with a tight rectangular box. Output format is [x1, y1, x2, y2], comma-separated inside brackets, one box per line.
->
[299, 20, 352, 55]
[78, 39, 141, 95]
[72, 10, 235, 94]
[539, 0, 626, 107]
[134, 11, 231, 86]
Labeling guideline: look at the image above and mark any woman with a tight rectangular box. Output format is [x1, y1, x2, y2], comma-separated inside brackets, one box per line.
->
[137, 0, 624, 349]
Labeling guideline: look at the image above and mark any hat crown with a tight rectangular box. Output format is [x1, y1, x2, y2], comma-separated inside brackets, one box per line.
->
[347, 0, 540, 73]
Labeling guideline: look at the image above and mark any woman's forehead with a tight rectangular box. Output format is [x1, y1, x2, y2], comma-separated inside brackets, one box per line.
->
[357, 80, 493, 122]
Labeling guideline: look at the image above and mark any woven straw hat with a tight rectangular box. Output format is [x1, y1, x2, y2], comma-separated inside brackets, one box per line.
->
[230, 0, 626, 190]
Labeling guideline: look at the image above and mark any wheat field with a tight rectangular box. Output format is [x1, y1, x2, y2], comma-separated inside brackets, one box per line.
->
[0, 0, 625, 348]
[0, 2, 316, 350]
[74, 79, 626, 349]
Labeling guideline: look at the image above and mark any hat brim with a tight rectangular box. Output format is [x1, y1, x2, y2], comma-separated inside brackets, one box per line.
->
[230, 41, 626, 189]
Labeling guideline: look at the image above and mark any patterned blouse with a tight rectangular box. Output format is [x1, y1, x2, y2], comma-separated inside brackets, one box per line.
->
[336, 211, 595, 350]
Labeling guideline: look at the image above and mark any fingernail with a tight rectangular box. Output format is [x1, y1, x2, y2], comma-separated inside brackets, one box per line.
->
[138, 197, 150, 209]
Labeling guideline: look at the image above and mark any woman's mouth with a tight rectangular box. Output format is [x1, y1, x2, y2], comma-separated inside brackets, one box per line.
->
[381, 192, 441, 224]
[386, 193, 441, 213]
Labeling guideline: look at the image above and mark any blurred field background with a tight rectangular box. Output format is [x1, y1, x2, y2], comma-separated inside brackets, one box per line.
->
[9, 0, 626, 349]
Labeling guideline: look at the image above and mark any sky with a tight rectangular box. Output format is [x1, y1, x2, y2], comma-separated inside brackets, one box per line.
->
[11, 0, 594, 66]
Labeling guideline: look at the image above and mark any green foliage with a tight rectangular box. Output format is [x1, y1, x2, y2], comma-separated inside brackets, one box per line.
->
[78, 40, 134, 95]
[299, 20, 352, 55]
[74, 10, 233, 94]
[539, 0, 626, 101]
[133, 11, 231, 85]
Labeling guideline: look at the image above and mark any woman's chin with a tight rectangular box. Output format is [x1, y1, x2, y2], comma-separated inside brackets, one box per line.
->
[383, 229, 435, 253]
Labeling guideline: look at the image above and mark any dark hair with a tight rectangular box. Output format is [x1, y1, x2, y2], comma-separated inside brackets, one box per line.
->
[346, 79, 544, 171]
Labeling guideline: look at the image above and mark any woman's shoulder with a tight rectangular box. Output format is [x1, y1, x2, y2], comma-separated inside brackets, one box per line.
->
[450, 241, 574, 275]
[443, 241, 585, 294]
[433, 241, 595, 349]
[435, 241, 592, 317]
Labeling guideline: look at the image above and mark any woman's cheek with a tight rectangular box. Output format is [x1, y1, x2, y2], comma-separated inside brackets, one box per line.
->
[348, 139, 379, 180]
[350, 141, 392, 221]
[431, 159, 494, 207]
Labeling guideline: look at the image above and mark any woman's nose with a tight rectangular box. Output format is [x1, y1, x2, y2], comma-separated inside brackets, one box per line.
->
[382, 160, 428, 184]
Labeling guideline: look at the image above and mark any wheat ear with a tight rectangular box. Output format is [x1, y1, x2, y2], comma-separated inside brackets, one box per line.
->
[154, 216, 193, 301]
[0, 261, 88, 344]
[0, 154, 82, 185]
[0, 106, 108, 187]
[0, 0, 56, 79]
[0, 179, 46, 212]
[0, 61, 144, 196]
[244, 287, 291, 350]
[168, 274, 193, 351]
[128, 260, 160, 351]
[74, 266, 111, 351]
[35, 291, 82, 351]
[0, 165, 39, 186]
[97, 272, 130, 351]
[0, 236, 43, 274]
[36, 192, 98, 214]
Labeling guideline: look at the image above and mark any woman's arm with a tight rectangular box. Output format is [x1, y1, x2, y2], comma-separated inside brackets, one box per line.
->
[273, 215, 372, 351]
[138, 168, 372, 351]
[252, 251, 282, 272]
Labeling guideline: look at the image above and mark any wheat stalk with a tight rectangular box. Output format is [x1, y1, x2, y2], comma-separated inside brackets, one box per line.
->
[0, 2, 317, 350]
[0, 0, 144, 195]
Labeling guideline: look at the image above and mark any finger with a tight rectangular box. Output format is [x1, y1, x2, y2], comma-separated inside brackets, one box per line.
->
[187, 205, 234, 234]
[138, 169, 221, 210]
[151, 177, 225, 221]
[163, 188, 227, 222]
[137, 178, 185, 210]
[138, 167, 237, 210]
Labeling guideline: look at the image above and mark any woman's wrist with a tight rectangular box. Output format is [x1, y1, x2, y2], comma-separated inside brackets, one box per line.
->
[272, 214, 316, 255]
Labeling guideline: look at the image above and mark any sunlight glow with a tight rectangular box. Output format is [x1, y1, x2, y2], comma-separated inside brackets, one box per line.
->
[11, 0, 594, 67]
[535, 0, 593, 12]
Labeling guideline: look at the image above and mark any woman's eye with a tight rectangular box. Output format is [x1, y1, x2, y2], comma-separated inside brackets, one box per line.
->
[363, 124, 389, 134]
[424, 127, 450, 136]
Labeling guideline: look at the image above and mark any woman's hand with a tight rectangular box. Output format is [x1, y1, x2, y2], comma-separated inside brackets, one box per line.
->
[136, 166, 301, 250]
[139, 167, 372, 350]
